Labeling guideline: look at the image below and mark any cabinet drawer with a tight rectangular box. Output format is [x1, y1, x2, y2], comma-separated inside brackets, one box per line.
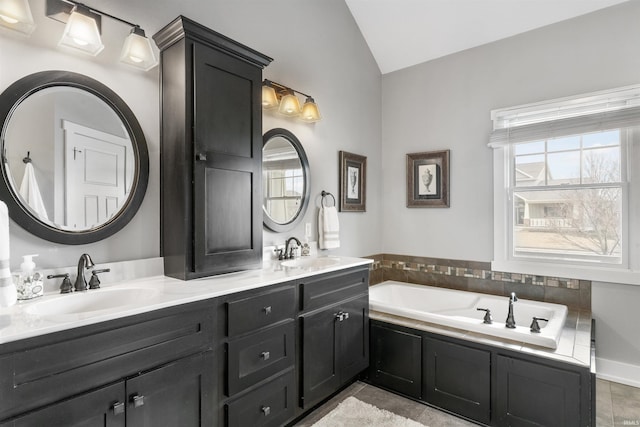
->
[0, 305, 213, 420]
[227, 286, 295, 336]
[227, 321, 295, 396]
[300, 267, 368, 312]
[226, 369, 295, 427]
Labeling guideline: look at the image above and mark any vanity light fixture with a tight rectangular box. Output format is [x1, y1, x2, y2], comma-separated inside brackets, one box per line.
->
[58, 3, 103, 56]
[262, 79, 322, 122]
[46, 0, 158, 70]
[0, 0, 36, 35]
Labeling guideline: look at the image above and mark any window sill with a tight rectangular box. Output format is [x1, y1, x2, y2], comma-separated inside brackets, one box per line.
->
[491, 259, 640, 286]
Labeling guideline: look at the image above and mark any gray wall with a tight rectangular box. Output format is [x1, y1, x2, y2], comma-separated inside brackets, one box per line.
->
[381, 1, 640, 382]
[0, 0, 382, 269]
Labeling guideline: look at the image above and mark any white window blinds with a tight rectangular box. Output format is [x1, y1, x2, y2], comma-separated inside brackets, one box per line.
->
[489, 85, 640, 147]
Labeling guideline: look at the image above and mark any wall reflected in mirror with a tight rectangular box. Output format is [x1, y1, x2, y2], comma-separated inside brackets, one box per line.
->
[3, 86, 134, 232]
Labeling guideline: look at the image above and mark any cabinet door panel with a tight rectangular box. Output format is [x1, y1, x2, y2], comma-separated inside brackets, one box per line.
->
[192, 42, 262, 275]
[0, 382, 125, 427]
[370, 322, 422, 399]
[126, 352, 213, 427]
[300, 306, 340, 408]
[339, 295, 369, 382]
[425, 338, 491, 424]
[497, 355, 582, 427]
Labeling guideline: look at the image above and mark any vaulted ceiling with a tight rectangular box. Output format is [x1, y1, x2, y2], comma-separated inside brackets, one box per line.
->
[344, 0, 629, 74]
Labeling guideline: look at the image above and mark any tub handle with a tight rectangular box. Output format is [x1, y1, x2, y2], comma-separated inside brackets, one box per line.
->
[530, 317, 549, 333]
[476, 308, 493, 324]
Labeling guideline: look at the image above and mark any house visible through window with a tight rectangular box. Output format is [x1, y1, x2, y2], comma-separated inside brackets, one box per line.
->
[512, 130, 622, 263]
[490, 85, 640, 284]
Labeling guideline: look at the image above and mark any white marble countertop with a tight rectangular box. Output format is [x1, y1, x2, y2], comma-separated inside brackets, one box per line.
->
[0, 256, 372, 345]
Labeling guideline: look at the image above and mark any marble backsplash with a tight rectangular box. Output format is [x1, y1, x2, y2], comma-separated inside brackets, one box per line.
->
[365, 254, 590, 310]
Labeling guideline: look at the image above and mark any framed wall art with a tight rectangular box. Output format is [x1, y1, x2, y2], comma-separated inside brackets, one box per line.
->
[406, 150, 450, 208]
[339, 151, 366, 212]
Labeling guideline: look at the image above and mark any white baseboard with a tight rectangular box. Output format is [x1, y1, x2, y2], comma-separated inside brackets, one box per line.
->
[596, 357, 640, 388]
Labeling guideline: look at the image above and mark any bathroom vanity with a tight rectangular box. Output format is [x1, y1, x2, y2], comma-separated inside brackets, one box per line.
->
[0, 257, 371, 427]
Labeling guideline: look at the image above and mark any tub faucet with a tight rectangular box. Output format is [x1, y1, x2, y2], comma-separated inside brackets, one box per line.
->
[74, 253, 95, 292]
[505, 292, 518, 329]
[284, 237, 301, 259]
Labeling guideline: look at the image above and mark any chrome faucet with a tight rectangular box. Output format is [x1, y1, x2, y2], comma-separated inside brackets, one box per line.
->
[74, 253, 95, 292]
[284, 237, 302, 260]
[505, 292, 518, 329]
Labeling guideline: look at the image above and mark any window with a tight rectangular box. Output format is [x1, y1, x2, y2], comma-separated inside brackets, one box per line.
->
[490, 85, 640, 284]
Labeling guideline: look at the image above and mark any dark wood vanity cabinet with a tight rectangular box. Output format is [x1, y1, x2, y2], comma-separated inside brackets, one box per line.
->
[0, 302, 215, 426]
[299, 268, 370, 409]
[153, 16, 272, 280]
[215, 284, 297, 427]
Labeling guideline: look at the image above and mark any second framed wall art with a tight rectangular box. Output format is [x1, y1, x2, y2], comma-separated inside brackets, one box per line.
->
[406, 150, 450, 208]
[339, 151, 366, 212]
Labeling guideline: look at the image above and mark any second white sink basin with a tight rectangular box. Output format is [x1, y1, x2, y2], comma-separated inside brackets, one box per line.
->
[25, 287, 160, 318]
[281, 257, 341, 270]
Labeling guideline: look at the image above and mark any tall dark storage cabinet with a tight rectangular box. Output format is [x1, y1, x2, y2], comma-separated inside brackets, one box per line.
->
[154, 17, 272, 279]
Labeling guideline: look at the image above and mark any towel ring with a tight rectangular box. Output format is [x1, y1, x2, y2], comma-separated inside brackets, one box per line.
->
[321, 190, 336, 207]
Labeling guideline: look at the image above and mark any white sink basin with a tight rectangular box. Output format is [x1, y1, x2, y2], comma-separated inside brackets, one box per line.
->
[281, 257, 341, 270]
[25, 287, 160, 318]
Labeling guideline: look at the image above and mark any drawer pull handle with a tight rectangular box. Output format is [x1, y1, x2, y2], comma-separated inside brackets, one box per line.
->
[111, 401, 125, 415]
[263, 306, 272, 315]
[196, 152, 207, 161]
[261, 351, 270, 360]
[130, 394, 145, 408]
[335, 311, 349, 321]
[261, 406, 271, 416]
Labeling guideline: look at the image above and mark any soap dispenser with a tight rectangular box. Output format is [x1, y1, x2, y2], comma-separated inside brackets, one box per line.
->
[14, 254, 44, 300]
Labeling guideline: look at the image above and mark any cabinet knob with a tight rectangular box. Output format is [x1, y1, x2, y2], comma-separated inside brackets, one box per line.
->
[130, 393, 145, 408]
[196, 153, 207, 161]
[335, 312, 344, 322]
[260, 351, 270, 361]
[263, 306, 272, 315]
[111, 401, 125, 415]
[261, 406, 271, 416]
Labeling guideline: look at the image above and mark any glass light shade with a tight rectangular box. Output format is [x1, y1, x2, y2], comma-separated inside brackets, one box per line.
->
[0, 0, 35, 35]
[120, 27, 158, 71]
[300, 97, 321, 122]
[58, 6, 104, 56]
[262, 84, 279, 109]
[278, 93, 301, 116]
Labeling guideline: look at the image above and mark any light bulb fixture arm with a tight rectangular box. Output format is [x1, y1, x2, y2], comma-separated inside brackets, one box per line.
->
[47, 0, 139, 32]
[264, 79, 312, 100]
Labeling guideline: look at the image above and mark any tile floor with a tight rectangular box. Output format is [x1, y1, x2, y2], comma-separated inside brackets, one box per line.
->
[294, 379, 640, 427]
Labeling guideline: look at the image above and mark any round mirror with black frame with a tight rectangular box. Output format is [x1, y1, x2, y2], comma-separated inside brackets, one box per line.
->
[262, 128, 310, 233]
[0, 70, 149, 245]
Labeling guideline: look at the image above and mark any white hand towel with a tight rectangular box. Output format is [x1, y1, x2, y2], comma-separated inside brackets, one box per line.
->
[319, 206, 340, 249]
[0, 201, 17, 307]
[19, 163, 49, 221]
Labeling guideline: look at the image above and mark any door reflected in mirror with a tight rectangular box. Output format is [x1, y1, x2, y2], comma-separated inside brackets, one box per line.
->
[3, 86, 134, 231]
[0, 71, 149, 244]
[262, 129, 310, 233]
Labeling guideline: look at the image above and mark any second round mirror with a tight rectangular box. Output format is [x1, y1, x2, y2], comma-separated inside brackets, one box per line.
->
[262, 128, 310, 233]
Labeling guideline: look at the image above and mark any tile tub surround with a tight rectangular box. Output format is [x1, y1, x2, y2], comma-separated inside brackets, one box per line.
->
[365, 254, 591, 310]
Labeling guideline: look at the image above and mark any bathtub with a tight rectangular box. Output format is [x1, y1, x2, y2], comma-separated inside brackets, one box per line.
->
[369, 281, 568, 349]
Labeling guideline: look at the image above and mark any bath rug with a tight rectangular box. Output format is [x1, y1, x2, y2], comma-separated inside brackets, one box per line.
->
[311, 396, 427, 427]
